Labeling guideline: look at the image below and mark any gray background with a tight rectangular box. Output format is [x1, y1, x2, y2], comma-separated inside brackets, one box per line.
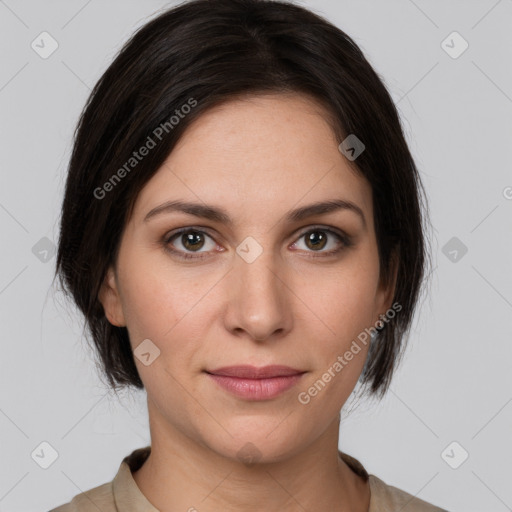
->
[0, 1, 511, 511]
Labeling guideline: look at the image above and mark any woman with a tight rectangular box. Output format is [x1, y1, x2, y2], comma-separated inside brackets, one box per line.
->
[50, 0, 448, 510]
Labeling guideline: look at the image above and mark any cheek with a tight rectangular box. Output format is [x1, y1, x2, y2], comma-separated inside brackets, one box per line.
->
[117, 246, 197, 338]
[119, 280, 172, 342]
[117, 256, 212, 375]
[308, 263, 380, 336]
[301, 264, 377, 391]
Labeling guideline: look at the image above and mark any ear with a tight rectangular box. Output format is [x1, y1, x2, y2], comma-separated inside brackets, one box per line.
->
[98, 266, 126, 327]
[375, 246, 399, 319]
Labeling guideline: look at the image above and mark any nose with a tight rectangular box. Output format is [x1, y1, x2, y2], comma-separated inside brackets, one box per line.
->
[223, 244, 293, 342]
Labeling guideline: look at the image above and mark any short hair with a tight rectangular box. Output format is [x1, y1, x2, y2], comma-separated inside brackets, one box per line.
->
[54, 0, 432, 400]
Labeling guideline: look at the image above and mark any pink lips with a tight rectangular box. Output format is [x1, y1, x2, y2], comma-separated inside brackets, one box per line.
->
[205, 365, 306, 400]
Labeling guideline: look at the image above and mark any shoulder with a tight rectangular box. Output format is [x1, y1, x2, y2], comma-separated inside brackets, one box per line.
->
[48, 445, 152, 512]
[369, 474, 450, 512]
[48, 481, 115, 512]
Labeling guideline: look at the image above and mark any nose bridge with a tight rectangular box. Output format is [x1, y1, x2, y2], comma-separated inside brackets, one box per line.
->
[237, 240, 278, 291]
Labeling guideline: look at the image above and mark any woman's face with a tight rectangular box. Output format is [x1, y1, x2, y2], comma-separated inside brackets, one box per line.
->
[100, 93, 396, 461]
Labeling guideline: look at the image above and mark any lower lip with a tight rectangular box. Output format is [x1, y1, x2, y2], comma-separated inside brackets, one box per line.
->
[206, 373, 305, 400]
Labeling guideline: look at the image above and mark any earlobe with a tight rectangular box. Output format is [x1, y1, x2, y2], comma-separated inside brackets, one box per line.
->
[98, 266, 126, 327]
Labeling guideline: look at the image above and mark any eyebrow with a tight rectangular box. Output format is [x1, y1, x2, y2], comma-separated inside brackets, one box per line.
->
[143, 198, 366, 228]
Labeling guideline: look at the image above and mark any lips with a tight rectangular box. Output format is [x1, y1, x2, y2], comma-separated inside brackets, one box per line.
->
[205, 365, 306, 400]
[205, 365, 305, 379]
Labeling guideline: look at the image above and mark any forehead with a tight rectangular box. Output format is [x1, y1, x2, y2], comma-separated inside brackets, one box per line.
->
[134, 93, 372, 224]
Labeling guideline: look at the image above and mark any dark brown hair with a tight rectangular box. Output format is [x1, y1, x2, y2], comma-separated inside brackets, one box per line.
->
[54, 0, 432, 400]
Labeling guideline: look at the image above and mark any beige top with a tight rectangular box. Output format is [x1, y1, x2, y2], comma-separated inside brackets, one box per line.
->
[49, 446, 449, 512]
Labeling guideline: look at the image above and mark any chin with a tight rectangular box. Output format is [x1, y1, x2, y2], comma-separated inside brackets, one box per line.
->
[202, 426, 305, 465]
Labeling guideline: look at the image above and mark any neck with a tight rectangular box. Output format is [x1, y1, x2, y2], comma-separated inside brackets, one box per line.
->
[132, 405, 370, 512]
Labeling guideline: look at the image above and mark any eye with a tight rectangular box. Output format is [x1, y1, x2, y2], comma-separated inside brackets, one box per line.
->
[291, 226, 351, 257]
[164, 229, 218, 260]
[163, 226, 352, 261]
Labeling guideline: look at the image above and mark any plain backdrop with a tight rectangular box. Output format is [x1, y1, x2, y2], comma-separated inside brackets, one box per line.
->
[0, 1, 511, 511]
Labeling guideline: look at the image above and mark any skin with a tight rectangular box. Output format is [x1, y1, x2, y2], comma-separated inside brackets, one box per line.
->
[99, 93, 397, 512]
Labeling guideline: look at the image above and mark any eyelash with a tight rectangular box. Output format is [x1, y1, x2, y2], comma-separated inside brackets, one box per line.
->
[162, 226, 353, 261]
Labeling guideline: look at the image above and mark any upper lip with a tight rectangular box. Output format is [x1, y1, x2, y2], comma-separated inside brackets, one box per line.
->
[206, 365, 305, 379]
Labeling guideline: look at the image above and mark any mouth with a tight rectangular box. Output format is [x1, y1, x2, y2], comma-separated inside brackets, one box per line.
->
[204, 365, 307, 400]
[205, 365, 305, 379]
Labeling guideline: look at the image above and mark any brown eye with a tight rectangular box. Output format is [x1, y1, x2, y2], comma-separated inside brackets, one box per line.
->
[292, 227, 352, 257]
[180, 231, 206, 251]
[163, 226, 351, 261]
[164, 229, 217, 260]
[304, 231, 328, 251]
